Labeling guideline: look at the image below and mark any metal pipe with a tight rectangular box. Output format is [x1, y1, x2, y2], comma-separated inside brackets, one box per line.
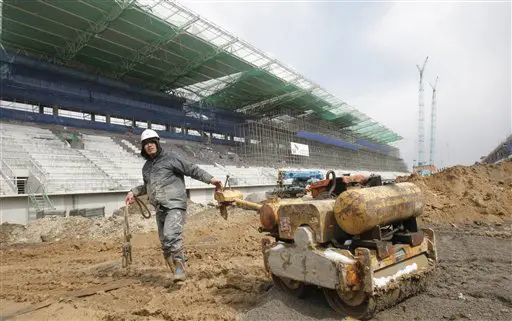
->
[234, 199, 263, 211]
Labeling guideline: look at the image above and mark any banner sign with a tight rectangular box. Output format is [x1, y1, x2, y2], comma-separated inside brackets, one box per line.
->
[290, 142, 309, 157]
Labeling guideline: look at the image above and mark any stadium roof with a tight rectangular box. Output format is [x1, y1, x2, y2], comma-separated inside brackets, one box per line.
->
[0, 0, 402, 144]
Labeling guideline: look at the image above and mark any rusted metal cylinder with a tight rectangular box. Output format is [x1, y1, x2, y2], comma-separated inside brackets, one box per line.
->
[333, 183, 424, 235]
[259, 199, 304, 231]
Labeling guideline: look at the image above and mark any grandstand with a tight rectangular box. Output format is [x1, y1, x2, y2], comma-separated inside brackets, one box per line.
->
[481, 134, 512, 164]
[0, 0, 409, 218]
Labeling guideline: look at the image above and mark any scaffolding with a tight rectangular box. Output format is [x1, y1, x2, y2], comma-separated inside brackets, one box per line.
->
[235, 112, 407, 172]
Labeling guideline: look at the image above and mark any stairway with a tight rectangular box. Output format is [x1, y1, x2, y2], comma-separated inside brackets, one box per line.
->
[112, 136, 140, 156]
[29, 190, 56, 212]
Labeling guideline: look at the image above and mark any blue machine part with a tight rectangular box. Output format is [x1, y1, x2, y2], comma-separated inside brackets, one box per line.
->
[281, 171, 324, 180]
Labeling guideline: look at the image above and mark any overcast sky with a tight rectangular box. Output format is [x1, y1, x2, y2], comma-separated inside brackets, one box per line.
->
[180, 0, 511, 170]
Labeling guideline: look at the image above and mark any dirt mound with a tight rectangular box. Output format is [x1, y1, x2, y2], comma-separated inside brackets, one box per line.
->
[111, 195, 214, 218]
[1, 199, 216, 246]
[398, 159, 512, 224]
[1, 214, 156, 245]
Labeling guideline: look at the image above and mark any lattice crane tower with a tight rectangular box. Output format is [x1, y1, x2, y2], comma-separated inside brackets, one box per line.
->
[416, 56, 428, 166]
[429, 76, 439, 166]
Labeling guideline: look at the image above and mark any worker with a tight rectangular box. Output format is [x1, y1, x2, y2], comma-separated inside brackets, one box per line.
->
[125, 129, 222, 282]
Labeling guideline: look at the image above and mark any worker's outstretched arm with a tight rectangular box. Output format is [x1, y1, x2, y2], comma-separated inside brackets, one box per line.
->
[172, 155, 222, 189]
[126, 178, 147, 204]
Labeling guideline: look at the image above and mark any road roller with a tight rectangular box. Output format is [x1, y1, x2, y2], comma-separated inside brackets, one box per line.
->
[215, 178, 438, 320]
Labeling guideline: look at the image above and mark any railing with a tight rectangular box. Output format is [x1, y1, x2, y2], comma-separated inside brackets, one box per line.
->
[25, 173, 44, 195]
[28, 192, 55, 211]
[0, 178, 18, 194]
[0, 160, 17, 191]
[0, 159, 15, 180]
[26, 171, 55, 212]
[25, 159, 57, 210]
[28, 159, 48, 183]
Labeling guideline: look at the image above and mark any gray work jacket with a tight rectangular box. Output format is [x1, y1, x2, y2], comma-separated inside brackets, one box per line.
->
[131, 151, 213, 210]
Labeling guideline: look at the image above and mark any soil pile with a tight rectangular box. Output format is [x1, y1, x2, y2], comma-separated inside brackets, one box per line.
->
[1, 198, 215, 245]
[2, 214, 156, 245]
[398, 159, 512, 224]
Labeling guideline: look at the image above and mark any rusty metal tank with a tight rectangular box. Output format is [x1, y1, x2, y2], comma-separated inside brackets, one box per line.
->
[259, 198, 304, 231]
[333, 182, 424, 235]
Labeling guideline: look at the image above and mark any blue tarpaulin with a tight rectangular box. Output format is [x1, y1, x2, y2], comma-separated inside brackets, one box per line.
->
[356, 139, 391, 153]
[296, 130, 359, 151]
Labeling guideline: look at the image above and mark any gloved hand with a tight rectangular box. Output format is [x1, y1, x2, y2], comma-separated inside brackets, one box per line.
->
[125, 191, 135, 205]
[210, 178, 223, 191]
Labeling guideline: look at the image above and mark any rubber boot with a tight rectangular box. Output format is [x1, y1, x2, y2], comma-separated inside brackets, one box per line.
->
[164, 256, 175, 272]
[161, 256, 176, 288]
[173, 259, 186, 282]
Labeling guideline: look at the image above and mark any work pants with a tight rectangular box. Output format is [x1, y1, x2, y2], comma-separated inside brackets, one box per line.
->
[156, 206, 186, 262]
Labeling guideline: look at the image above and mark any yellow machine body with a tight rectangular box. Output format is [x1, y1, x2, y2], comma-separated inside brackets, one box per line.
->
[276, 200, 344, 243]
[259, 198, 304, 231]
[334, 182, 424, 235]
[214, 181, 437, 320]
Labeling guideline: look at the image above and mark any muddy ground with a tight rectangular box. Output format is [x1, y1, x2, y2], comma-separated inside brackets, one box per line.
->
[1, 160, 511, 320]
[1, 206, 511, 321]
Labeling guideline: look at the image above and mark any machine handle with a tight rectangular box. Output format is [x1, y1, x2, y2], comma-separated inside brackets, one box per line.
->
[326, 170, 337, 198]
[223, 175, 231, 191]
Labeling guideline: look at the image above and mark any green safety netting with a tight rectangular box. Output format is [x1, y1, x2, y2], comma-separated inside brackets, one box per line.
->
[0, 0, 402, 144]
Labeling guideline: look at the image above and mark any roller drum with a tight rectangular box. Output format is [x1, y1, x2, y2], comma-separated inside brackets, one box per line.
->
[333, 182, 424, 235]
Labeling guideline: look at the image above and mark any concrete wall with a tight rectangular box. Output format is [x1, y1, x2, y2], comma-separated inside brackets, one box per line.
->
[0, 196, 29, 225]
[0, 185, 276, 225]
[188, 185, 274, 204]
[0, 191, 127, 225]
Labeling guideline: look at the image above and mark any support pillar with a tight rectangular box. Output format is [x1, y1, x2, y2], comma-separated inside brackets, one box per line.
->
[147, 121, 152, 129]
[91, 113, 95, 121]
[52, 106, 58, 116]
[165, 124, 170, 131]
[39, 106, 44, 114]
[106, 115, 111, 124]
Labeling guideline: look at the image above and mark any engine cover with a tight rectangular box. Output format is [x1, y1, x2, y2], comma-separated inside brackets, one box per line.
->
[277, 200, 346, 243]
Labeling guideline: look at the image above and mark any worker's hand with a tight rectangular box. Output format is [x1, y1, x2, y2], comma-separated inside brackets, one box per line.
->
[125, 191, 135, 205]
[210, 178, 223, 191]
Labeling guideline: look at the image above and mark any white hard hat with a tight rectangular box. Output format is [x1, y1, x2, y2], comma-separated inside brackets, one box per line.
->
[141, 129, 159, 142]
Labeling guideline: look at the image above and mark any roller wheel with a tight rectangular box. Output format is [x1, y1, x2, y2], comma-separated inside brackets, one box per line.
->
[323, 288, 376, 320]
[271, 274, 311, 298]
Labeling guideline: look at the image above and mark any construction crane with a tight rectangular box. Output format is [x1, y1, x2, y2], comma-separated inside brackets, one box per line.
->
[416, 56, 428, 166]
[429, 76, 438, 166]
